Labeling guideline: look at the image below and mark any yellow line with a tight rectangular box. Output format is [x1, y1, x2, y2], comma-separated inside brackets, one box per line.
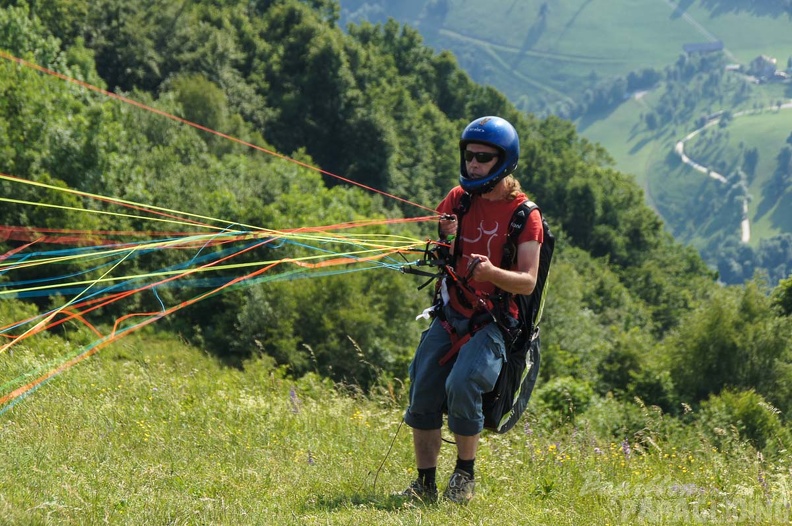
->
[0, 243, 423, 297]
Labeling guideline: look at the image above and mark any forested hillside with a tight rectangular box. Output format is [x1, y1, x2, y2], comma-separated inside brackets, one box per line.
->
[1, 0, 791, 454]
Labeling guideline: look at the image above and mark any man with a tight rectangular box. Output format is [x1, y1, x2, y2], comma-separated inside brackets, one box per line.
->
[402, 116, 544, 503]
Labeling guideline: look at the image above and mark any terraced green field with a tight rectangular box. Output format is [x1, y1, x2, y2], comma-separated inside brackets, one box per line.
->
[340, 0, 792, 110]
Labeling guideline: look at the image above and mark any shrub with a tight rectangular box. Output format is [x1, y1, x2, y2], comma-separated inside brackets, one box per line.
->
[578, 394, 652, 441]
[698, 389, 790, 453]
[536, 375, 594, 422]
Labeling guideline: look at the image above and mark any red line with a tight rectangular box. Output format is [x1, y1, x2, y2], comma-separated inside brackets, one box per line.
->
[0, 51, 435, 214]
[0, 215, 438, 242]
[0, 238, 41, 261]
[0, 235, 282, 344]
[0, 259, 286, 408]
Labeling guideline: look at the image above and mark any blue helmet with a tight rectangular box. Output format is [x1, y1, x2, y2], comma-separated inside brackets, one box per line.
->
[458, 116, 520, 194]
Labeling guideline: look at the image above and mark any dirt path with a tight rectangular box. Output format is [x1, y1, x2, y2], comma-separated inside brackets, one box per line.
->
[674, 101, 792, 243]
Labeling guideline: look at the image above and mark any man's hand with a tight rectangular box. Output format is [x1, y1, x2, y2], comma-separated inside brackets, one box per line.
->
[466, 254, 495, 282]
[439, 214, 457, 239]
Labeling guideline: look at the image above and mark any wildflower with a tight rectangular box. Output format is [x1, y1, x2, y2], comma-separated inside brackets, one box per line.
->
[758, 471, 768, 493]
[593, 447, 603, 455]
[621, 439, 631, 459]
[289, 387, 301, 414]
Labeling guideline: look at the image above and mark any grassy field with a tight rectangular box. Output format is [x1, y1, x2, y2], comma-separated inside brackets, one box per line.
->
[433, 0, 701, 108]
[684, 108, 792, 243]
[2, 331, 790, 524]
[340, 0, 792, 110]
[581, 77, 792, 248]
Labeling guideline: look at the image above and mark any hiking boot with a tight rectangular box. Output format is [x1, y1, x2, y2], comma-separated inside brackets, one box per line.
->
[443, 469, 475, 504]
[398, 478, 438, 502]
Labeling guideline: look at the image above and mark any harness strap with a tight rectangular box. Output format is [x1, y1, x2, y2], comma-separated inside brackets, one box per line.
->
[438, 332, 471, 366]
[437, 311, 494, 366]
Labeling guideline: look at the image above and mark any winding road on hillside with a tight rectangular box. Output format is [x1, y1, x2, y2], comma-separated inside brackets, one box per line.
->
[674, 100, 792, 243]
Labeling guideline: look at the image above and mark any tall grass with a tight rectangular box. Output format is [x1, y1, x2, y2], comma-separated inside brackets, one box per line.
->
[1, 333, 789, 525]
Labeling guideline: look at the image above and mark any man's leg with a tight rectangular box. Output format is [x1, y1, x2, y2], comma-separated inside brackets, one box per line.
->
[443, 325, 505, 503]
[445, 325, 504, 438]
[401, 318, 453, 499]
[454, 433, 479, 462]
[413, 428, 442, 468]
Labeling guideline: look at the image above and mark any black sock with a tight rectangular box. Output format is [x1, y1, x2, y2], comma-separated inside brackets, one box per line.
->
[418, 467, 436, 486]
[455, 457, 475, 479]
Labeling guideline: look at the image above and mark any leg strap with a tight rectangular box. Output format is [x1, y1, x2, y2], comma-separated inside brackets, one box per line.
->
[437, 312, 494, 366]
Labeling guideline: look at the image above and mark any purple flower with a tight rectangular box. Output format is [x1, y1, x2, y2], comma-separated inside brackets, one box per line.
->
[621, 439, 631, 458]
[758, 471, 768, 494]
[289, 387, 301, 414]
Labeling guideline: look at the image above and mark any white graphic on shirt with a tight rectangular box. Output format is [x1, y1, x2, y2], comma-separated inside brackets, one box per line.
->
[461, 220, 499, 267]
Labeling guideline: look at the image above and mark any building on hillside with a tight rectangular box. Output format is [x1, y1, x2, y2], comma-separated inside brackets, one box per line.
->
[682, 41, 724, 55]
[749, 55, 778, 80]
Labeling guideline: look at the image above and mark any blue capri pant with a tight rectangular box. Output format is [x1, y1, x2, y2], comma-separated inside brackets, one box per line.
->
[404, 305, 506, 436]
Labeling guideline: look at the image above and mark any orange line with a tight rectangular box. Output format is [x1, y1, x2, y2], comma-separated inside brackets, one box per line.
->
[291, 248, 406, 269]
[0, 236, 278, 352]
[0, 260, 285, 408]
[0, 238, 41, 262]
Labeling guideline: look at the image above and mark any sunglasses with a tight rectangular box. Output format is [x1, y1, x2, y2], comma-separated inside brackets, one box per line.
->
[464, 150, 499, 163]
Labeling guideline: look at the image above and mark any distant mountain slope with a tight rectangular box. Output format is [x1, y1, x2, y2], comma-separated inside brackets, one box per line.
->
[338, 0, 792, 284]
[339, 0, 792, 114]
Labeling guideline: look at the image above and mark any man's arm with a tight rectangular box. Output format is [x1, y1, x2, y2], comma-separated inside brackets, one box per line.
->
[468, 240, 541, 295]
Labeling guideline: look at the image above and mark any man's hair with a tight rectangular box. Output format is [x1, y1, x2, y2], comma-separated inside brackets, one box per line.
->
[505, 175, 522, 200]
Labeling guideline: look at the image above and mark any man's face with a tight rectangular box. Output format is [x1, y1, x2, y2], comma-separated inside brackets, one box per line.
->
[463, 144, 499, 178]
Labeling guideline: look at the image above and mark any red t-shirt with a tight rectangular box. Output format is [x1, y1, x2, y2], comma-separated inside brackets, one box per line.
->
[437, 186, 544, 318]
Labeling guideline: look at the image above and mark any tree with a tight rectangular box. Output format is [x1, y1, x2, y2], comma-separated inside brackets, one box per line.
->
[742, 146, 759, 176]
[664, 279, 792, 413]
[169, 73, 231, 153]
[645, 111, 658, 130]
[773, 276, 792, 316]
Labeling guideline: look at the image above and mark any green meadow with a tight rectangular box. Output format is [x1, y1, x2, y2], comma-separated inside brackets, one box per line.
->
[684, 108, 792, 243]
[2, 331, 790, 525]
[341, 0, 792, 110]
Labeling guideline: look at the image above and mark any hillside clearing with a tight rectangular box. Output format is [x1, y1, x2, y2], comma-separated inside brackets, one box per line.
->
[1, 333, 790, 524]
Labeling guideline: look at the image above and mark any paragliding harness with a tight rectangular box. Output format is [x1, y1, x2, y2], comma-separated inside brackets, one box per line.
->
[404, 192, 555, 434]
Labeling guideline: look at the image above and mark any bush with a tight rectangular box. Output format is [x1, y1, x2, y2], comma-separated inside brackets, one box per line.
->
[535, 375, 594, 422]
[577, 394, 648, 440]
[0, 298, 40, 335]
[627, 368, 678, 415]
[698, 389, 790, 453]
